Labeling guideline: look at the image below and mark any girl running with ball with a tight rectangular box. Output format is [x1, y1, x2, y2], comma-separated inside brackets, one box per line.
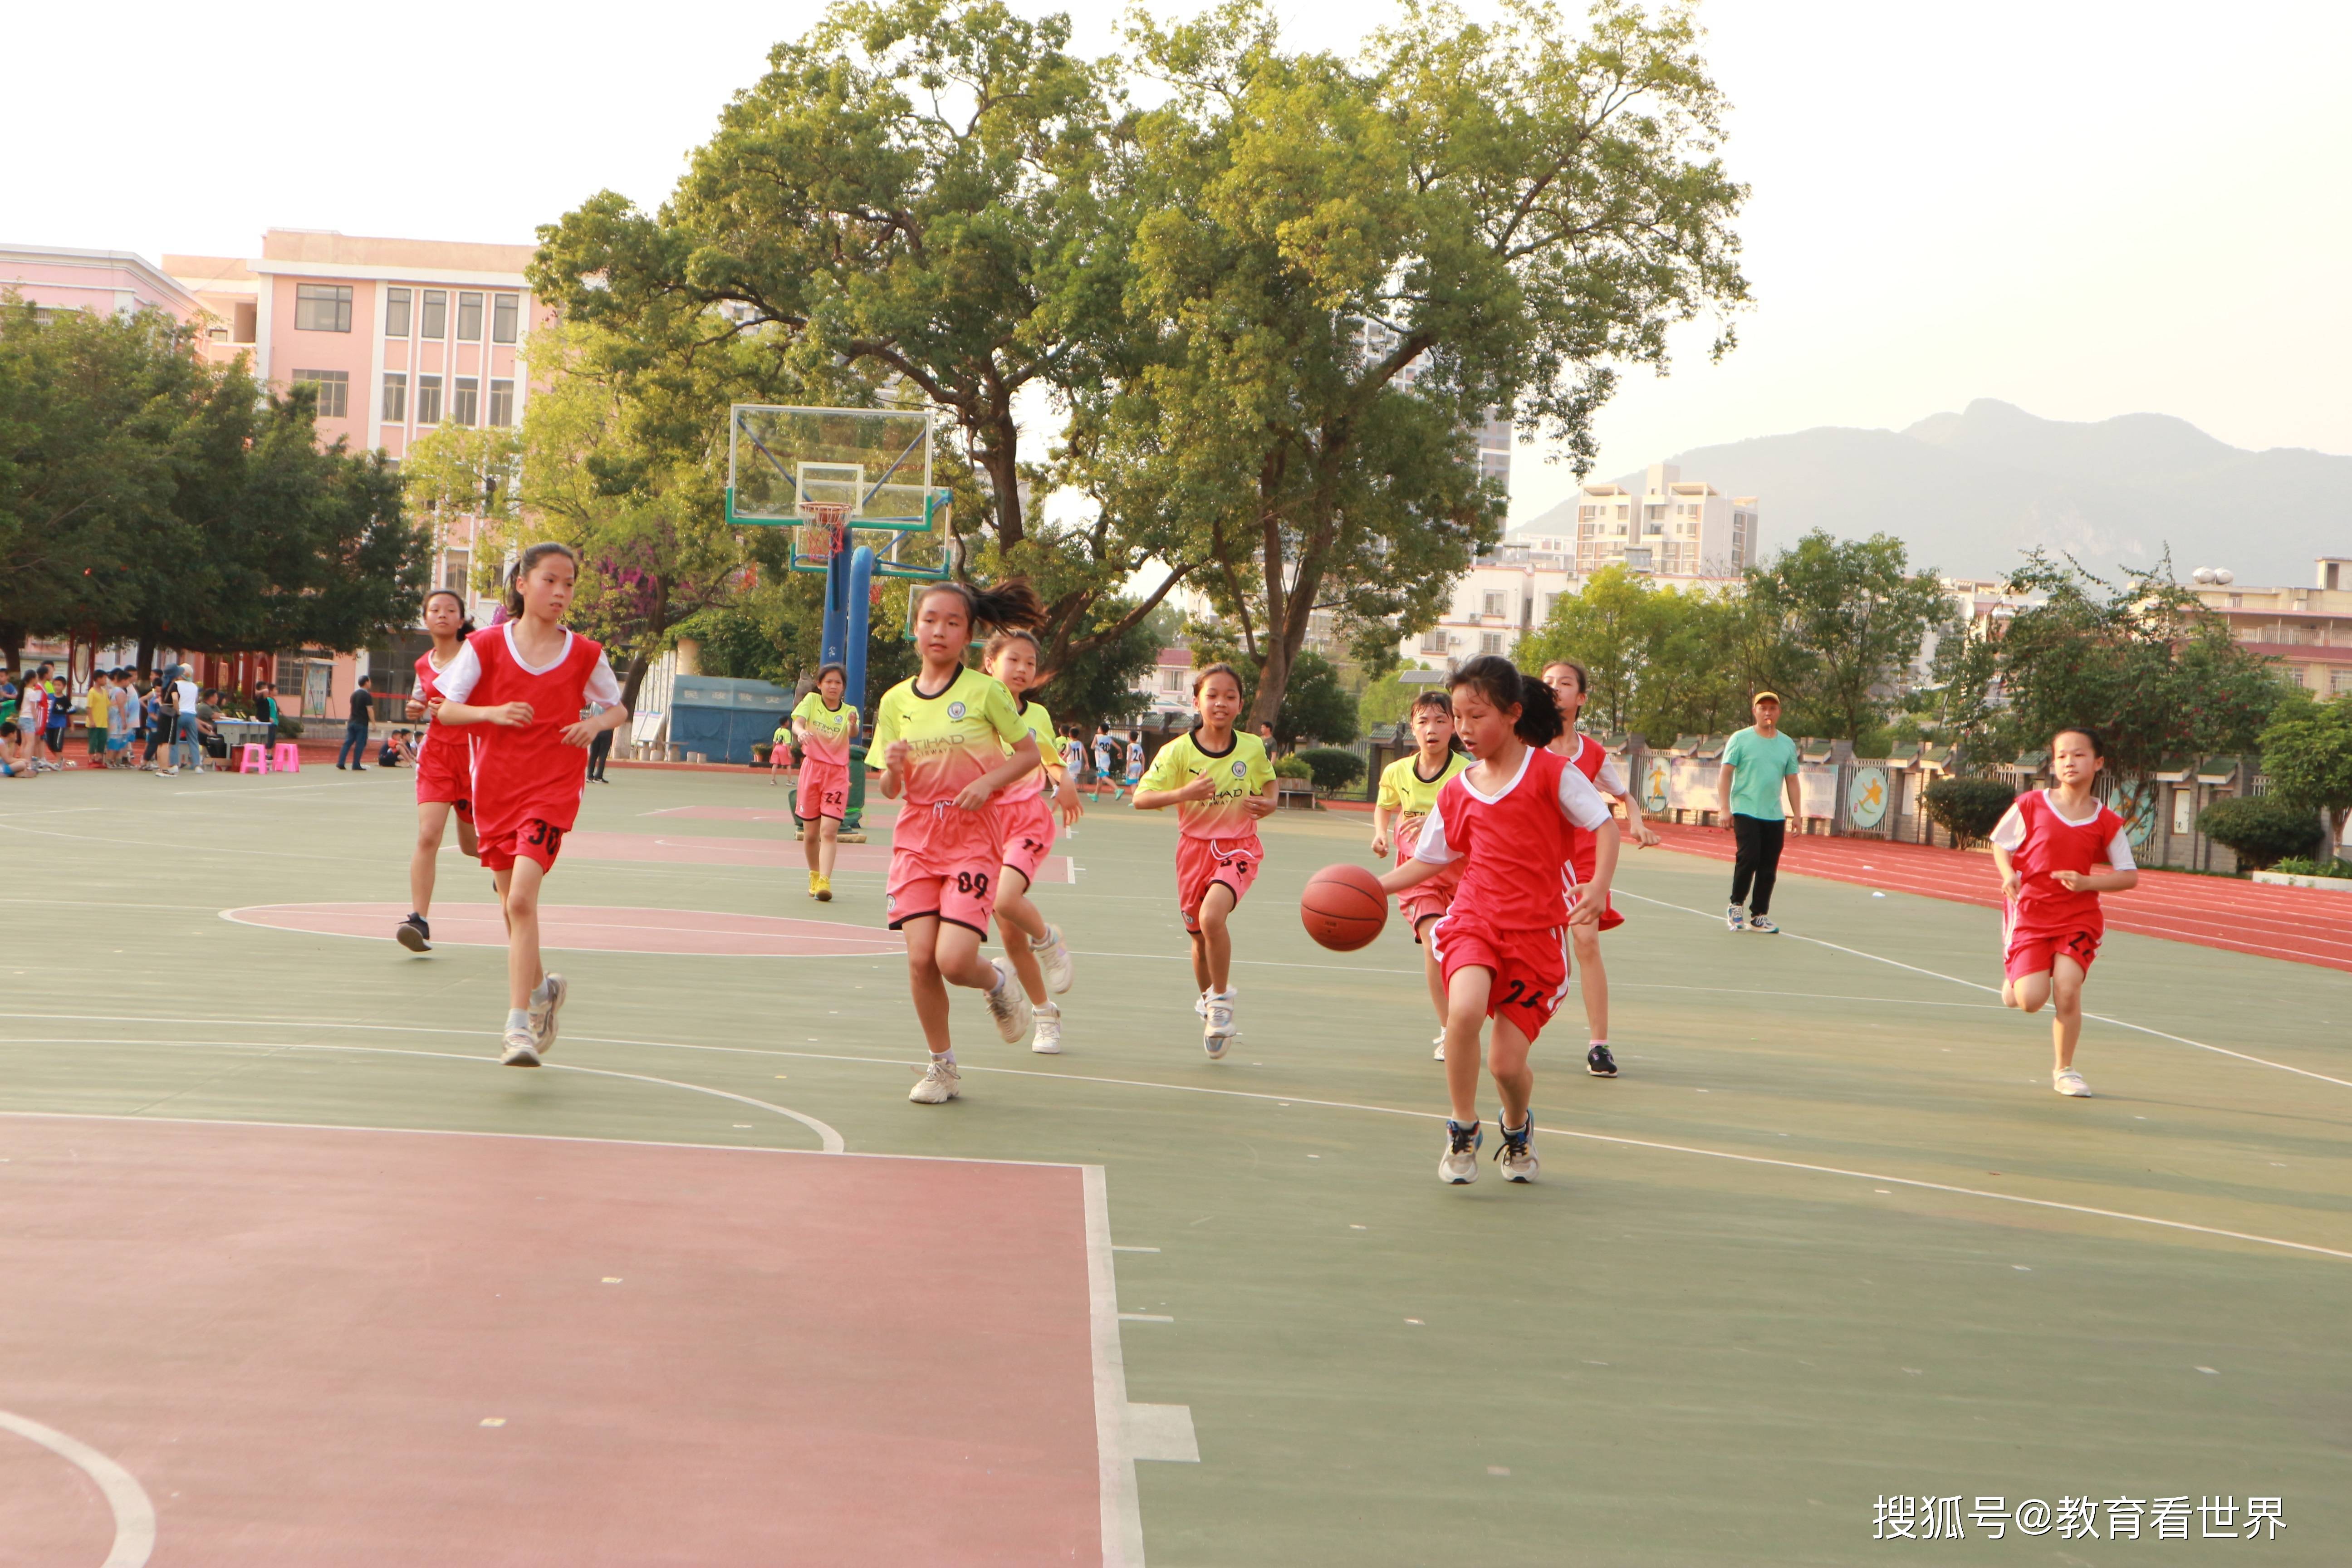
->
[395, 588, 482, 954]
[1132, 662, 1277, 1057]
[1990, 726, 2139, 1098]
[981, 630, 1081, 1054]
[872, 580, 1050, 1104]
[790, 664, 858, 902]
[1379, 657, 1619, 1185]
[1369, 689, 1467, 1059]
[430, 544, 631, 1066]
[1540, 659, 1661, 1079]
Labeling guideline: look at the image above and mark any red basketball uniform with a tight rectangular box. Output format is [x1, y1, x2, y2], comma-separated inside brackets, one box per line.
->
[436, 624, 622, 872]
[1414, 745, 1613, 1044]
[1558, 733, 1626, 931]
[412, 647, 474, 824]
[1993, 789, 2133, 979]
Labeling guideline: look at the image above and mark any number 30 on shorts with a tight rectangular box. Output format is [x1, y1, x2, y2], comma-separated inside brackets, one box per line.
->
[955, 869, 990, 897]
[524, 819, 565, 853]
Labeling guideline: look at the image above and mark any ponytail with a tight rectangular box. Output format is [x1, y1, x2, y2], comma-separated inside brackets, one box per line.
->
[914, 578, 1047, 636]
[1449, 655, 1563, 748]
[504, 542, 582, 617]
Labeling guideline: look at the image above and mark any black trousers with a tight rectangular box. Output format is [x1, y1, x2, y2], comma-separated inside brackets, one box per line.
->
[1730, 814, 1786, 916]
[587, 729, 612, 780]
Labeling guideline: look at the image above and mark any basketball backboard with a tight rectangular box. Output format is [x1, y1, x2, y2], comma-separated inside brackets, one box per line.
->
[726, 405, 946, 532]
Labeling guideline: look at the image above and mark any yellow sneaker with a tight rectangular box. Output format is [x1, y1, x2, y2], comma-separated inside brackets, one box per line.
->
[814, 874, 832, 902]
[807, 871, 820, 899]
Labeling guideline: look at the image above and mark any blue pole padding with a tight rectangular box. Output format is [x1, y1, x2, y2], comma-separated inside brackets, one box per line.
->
[843, 543, 876, 832]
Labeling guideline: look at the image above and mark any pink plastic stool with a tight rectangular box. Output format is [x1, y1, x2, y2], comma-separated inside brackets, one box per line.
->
[238, 743, 270, 774]
[271, 742, 302, 773]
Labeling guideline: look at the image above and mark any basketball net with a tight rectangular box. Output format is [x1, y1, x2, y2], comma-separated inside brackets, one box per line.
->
[796, 501, 849, 566]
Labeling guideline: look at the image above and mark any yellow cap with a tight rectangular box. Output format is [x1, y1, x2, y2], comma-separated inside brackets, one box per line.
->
[1752, 691, 1782, 705]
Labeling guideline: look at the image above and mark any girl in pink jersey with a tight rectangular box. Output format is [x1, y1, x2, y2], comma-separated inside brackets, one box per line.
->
[433, 544, 631, 1067]
[872, 579, 1049, 1105]
[1540, 659, 1661, 1080]
[1990, 727, 2139, 1098]
[1379, 657, 1619, 1186]
[396, 589, 481, 955]
[982, 629, 1081, 1055]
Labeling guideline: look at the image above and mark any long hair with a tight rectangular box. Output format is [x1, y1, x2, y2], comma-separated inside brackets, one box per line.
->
[1449, 656, 1563, 748]
[424, 587, 477, 637]
[913, 578, 1046, 637]
[982, 628, 1043, 667]
[1409, 687, 1467, 754]
[503, 542, 582, 617]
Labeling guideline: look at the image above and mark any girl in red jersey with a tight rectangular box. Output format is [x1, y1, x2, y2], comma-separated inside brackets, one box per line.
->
[396, 589, 481, 954]
[1990, 727, 2139, 1098]
[1540, 659, 1661, 1079]
[1379, 657, 1619, 1186]
[871, 580, 1049, 1104]
[1369, 690, 1468, 1059]
[431, 544, 630, 1067]
[981, 630, 1081, 1054]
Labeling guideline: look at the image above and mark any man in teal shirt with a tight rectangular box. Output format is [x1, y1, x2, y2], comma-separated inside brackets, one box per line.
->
[1718, 691, 1802, 932]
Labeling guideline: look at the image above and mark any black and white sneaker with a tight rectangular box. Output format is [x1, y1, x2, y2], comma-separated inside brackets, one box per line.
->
[1439, 1119, 1482, 1184]
[1586, 1043, 1618, 1078]
[1495, 1114, 1539, 1182]
[396, 914, 432, 953]
[1725, 903, 1745, 931]
[1747, 915, 1779, 934]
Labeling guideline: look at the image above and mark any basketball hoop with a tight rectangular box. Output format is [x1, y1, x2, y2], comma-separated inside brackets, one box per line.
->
[795, 502, 849, 568]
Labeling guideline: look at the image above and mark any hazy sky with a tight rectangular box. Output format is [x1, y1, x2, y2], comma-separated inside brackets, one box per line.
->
[9, 0, 2346, 522]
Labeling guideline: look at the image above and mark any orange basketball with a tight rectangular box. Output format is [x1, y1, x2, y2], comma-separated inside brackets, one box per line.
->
[1300, 862, 1388, 952]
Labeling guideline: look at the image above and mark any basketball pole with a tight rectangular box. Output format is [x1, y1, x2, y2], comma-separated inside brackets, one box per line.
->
[818, 527, 877, 834]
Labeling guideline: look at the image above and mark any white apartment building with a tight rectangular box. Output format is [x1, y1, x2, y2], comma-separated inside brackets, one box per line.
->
[1568, 461, 1757, 577]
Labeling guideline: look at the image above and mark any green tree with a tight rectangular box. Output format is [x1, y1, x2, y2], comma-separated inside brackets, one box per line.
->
[1517, 565, 1661, 735]
[1184, 619, 1358, 746]
[1743, 530, 1950, 741]
[2259, 691, 2352, 849]
[1093, 0, 1749, 731]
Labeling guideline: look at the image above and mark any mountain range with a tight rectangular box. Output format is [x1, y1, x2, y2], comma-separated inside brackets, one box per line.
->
[1521, 399, 2351, 588]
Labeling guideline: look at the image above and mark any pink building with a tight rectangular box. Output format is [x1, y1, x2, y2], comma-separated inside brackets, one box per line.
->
[0, 243, 201, 321]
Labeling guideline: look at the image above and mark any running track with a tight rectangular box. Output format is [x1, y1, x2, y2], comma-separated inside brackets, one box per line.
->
[1649, 822, 2352, 974]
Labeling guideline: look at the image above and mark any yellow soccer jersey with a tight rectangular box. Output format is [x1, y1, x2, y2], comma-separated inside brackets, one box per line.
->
[791, 693, 859, 767]
[1141, 729, 1277, 839]
[999, 696, 1058, 803]
[1377, 750, 1468, 823]
[869, 666, 1029, 806]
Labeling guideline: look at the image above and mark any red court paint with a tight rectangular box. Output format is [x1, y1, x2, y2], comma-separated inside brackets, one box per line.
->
[0, 1117, 1105, 1565]
[224, 902, 902, 958]
[569, 829, 1077, 884]
[1652, 823, 2352, 973]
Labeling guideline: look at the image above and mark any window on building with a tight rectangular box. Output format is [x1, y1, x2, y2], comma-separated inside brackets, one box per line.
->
[384, 287, 411, 337]
[1481, 591, 1504, 617]
[416, 375, 443, 425]
[456, 292, 483, 341]
[291, 368, 349, 418]
[2332, 667, 2352, 695]
[487, 378, 514, 427]
[1480, 632, 1504, 656]
[2172, 786, 2195, 837]
[492, 294, 519, 343]
[2283, 667, 2308, 688]
[1542, 593, 1559, 620]
[232, 301, 257, 343]
[294, 284, 353, 332]
[451, 377, 479, 426]
[382, 374, 407, 423]
[420, 290, 447, 338]
[440, 550, 471, 594]
[1420, 629, 1449, 654]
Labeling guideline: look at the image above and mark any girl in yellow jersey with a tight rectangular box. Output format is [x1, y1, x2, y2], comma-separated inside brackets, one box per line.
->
[1132, 662, 1278, 1058]
[981, 630, 1083, 1054]
[790, 664, 859, 901]
[872, 580, 1050, 1104]
[1370, 690, 1470, 1059]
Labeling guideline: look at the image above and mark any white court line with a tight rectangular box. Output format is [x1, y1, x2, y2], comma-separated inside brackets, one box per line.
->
[6, 1010, 2343, 1263]
[0, 1408, 157, 1568]
[1087, 1165, 1147, 1568]
[1613, 888, 2352, 1091]
[217, 906, 899, 957]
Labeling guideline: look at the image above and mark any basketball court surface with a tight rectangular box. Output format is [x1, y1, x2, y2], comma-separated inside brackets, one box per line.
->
[2, 769, 2346, 1564]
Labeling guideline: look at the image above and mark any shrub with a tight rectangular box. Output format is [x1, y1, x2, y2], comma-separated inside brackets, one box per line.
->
[2197, 795, 2328, 871]
[274, 715, 303, 742]
[1922, 776, 2016, 847]
[1273, 755, 1314, 782]
[1297, 746, 1366, 794]
[2267, 855, 2352, 880]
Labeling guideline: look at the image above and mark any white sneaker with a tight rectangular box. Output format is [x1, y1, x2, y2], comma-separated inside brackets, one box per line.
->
[500, 1025, 541, 1067]
[1440, 1120, 1481, 1184]
[1033, 924, 1074, 994]
[529, 973, 568, 1057]
[1432, 1031, 1446, 1061]
[1725, 903, 1744, 931]
[909, 1056, 962, 1103]
[983, 958, 1034, 1044]
[160, 766, 180, 776]
[1203, 989, 1236, 1059]
[2053, 1067, 2092, 1098]
[1032, 1001, 1063, 1054]
[1497, 1117, 1539, 1182]
[1194, 990, 1209, 1019]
